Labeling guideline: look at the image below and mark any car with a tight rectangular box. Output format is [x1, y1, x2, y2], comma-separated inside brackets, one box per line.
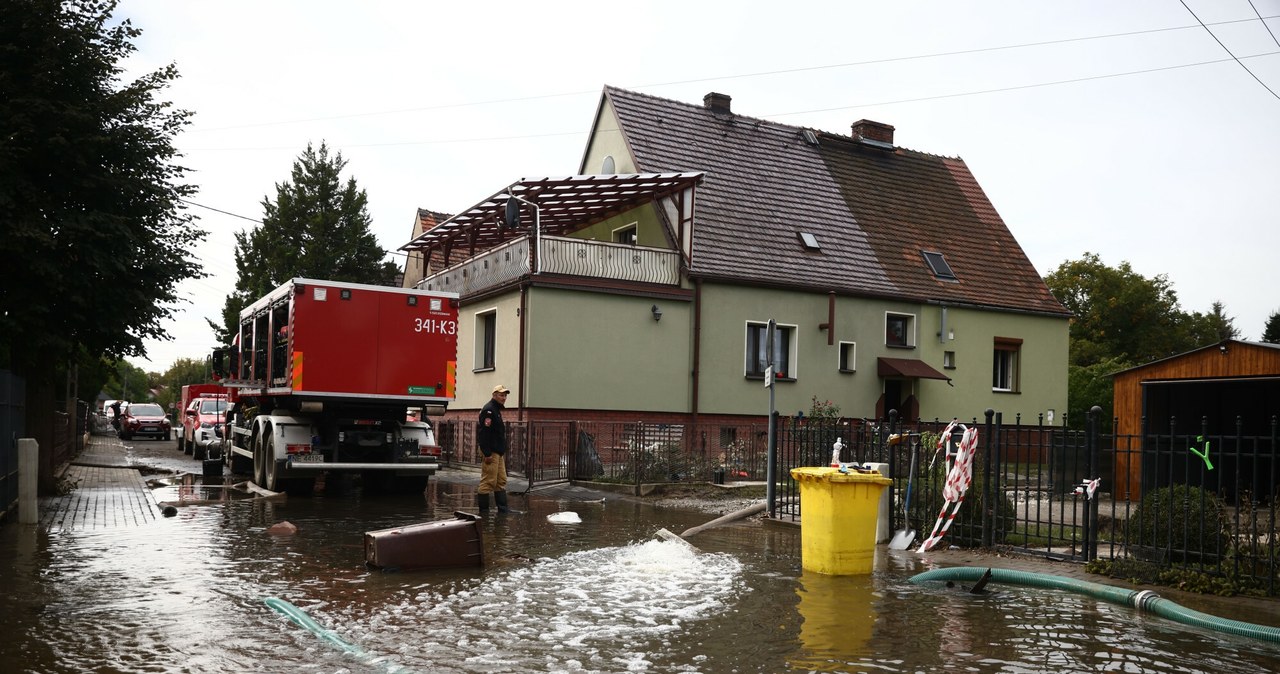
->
[118, 402, 172, 441]
[183, 396, 229, 460]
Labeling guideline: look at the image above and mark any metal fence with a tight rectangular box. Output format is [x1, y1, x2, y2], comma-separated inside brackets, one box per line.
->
[435, 408, 1279, 595]
[0, 370, 25, 520]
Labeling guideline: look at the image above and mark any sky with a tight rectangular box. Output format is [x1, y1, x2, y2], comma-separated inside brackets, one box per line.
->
[114, 0, 1280, 374]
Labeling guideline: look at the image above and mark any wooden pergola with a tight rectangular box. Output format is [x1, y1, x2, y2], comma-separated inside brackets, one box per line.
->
[399, 173, 702, 270]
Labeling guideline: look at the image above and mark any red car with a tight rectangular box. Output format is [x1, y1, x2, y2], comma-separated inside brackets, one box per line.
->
[182, 395, 229, 460]
[118, 402, 172, 441]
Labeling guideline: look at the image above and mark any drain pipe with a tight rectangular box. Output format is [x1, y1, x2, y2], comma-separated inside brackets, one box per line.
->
[910, 567, 1280, 644]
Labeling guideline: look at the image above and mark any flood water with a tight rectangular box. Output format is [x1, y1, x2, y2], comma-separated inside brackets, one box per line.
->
[1, 477, 1276, 673]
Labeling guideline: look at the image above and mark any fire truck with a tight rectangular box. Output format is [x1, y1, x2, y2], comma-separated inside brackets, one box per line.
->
[211, 278, 458, 494]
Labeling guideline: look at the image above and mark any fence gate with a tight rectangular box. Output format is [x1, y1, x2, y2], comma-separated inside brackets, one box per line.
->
[0, 370, 26, 520]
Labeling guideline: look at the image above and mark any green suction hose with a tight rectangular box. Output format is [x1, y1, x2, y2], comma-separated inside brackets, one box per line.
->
[264, 597, 409, 673]
[909, 566, 1280, 644]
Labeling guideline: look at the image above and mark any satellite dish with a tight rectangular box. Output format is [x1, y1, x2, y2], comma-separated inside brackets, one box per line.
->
[503, 197, 521, 229]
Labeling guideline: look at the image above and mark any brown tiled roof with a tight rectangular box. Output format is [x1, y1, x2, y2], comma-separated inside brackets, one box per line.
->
[601, 86, 1068, 316]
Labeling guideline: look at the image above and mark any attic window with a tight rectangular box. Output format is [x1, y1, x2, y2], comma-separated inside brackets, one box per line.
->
[922, 250, 956, 280]
[801, 129, 819, 146]
[798, 232, 821, 251]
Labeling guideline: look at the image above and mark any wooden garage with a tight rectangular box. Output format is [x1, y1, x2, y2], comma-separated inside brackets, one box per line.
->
[1111, 340, 1280, 502]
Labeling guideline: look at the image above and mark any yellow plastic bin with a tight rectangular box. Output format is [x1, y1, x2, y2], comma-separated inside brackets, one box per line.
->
[790, 467, 893, 575]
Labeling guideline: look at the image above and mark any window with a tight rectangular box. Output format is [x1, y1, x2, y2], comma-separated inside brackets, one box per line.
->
[474, 310, 496, 371]
[798, 232, 821, 251]
[886, 313, 915, 347]
[922, 250, 956, 280]
[746, 322, 795, 379]
[943, 350, 956, 369]
[993, 337, 1022, 392]
[613, 223, 637, 245]
[839, 341, 856, 372]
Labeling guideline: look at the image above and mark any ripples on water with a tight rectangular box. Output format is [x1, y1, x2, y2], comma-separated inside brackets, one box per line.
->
[0, 482, 1276, 673]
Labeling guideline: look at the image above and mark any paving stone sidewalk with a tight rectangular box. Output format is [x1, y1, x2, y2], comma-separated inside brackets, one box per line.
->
[40, 434, 161, 532]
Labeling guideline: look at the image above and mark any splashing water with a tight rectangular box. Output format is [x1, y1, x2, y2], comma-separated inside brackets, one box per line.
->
[342, 538, 743, 673]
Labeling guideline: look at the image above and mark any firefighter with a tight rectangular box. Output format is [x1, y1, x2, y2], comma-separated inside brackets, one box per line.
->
[476, 385, 510, 513]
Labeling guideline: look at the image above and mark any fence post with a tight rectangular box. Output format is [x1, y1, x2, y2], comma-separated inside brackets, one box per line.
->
[887, 409, 899, 531]
[1083, 405, 1102, 561]
[982, 409, 996, 548]
[18, 438, 38, 525]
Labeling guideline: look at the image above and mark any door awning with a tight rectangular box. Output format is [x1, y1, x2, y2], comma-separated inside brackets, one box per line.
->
[877, 357, 950, 380]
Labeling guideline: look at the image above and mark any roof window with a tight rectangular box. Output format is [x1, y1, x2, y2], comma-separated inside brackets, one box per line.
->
[798, 232, 821, 251]
[922, 250, 956, 280]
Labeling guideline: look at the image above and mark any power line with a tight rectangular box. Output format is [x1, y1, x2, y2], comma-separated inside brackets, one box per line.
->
[186, 15, 1278, 134]
[1180, 0, 1280, 101]
[766, 51, 1279, 117]
[1249, 0, 1280, 48]
[181, 198, 262, 223]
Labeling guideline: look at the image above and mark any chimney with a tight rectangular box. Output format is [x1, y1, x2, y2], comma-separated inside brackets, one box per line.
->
[703, 92, 732, 114]
[851, 119, 895, 146]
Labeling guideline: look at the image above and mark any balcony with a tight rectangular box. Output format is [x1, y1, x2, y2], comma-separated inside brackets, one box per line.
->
[417, 234, 681, 296]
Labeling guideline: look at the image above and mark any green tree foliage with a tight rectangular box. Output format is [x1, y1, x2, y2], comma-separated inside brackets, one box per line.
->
[1263, 310, 1280, 344]
[101, 360, 151, 402]
[1045, 254, 1240, 427]
[0, 1, 203, 385]
[143, 357, 212, 415]
[214, 142, 396, 342]
[1045, 253, 1188, 367]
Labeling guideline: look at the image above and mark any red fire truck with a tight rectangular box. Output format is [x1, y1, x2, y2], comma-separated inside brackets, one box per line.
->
[211, 278, 458, 494]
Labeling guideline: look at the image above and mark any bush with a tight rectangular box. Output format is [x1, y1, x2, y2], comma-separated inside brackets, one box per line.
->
[1125, 484, 1231, 564]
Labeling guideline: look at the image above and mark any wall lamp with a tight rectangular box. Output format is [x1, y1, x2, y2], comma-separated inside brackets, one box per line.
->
[651, 304, 663, 322]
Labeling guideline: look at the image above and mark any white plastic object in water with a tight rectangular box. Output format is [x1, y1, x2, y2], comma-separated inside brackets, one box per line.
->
[546, 511, 582, 524]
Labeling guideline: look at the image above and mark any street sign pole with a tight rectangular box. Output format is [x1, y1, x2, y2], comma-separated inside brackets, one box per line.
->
[765, 319, 777, 515]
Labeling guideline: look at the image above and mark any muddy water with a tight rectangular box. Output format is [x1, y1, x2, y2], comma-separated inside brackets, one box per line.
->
[0, 479, 1275, 673]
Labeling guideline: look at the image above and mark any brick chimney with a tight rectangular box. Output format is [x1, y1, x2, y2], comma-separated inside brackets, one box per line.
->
[703, 92, 732, 114]
[851, 119, 895, 145]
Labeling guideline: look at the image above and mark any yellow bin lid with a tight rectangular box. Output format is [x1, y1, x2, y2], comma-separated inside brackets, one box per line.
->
[790, 466, 892, 485]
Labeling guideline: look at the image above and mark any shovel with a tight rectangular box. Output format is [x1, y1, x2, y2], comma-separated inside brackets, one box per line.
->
[889, 438, 917, 550]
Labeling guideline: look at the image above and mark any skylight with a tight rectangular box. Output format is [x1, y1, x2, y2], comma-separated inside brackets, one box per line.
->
[798, 232, 821, 251]
[922, 250, 956, 280]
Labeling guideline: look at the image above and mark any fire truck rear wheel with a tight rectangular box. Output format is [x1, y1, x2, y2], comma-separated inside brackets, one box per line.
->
[252, 431, 268, 488]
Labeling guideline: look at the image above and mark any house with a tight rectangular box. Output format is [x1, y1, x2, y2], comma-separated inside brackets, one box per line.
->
[1110, 338, 1280, 501]
[402, 208, 452, 289]
[400, 87, 1069, 427]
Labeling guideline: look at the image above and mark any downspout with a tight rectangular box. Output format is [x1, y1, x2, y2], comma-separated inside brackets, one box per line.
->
[691, 278, 702, 421]
[817, 291, 835, 345]
[517, 283, 527, 422]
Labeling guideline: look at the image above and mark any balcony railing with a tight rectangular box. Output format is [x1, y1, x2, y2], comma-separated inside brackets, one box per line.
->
[417, 234, 680, 296]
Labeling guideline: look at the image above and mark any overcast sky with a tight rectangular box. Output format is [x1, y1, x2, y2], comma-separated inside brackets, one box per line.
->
[115, 0, 1280, 373]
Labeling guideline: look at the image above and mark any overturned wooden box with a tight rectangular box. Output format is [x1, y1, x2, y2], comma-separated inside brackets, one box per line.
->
[364, 511, 484, 570]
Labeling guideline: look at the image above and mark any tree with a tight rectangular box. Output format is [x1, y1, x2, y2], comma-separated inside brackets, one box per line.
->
[1045, 253, 1188, 367]
[213, 142, 396, 342]
[0, 1, 203, 468]
[1181, 301, 1240, 346]
[1263, 310, 1280, 344]
[1045, 255, 1241, 428]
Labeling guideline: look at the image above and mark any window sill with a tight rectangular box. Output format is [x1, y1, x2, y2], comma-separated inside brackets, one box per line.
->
[745, 375, 796, 383]
[473, 367, 495, 374]
[885, 344, 915, 350]
[992, 388, 1020, 394]
[838, 368, 856, 374]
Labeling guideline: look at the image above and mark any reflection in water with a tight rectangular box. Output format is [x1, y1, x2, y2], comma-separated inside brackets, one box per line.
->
[792, 571, 877, 671]
[0, 479, 1276, 673]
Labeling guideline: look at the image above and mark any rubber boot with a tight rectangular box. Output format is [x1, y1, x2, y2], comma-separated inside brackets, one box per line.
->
[476, 493, 491, 512]
[494, 491, 511, 514]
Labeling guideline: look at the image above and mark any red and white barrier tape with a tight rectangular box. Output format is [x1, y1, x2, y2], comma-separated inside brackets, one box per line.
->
[917, 420, 979, 553]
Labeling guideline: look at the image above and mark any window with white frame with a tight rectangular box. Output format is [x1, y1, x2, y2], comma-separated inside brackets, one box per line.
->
[993, 337, 1022, 392]
[613, 223, 638, 245]
[885, 312, 915, 347]
[745, 321, 796, 379]
[839, 341, 856, 372]
[474, 309, 496, 371]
